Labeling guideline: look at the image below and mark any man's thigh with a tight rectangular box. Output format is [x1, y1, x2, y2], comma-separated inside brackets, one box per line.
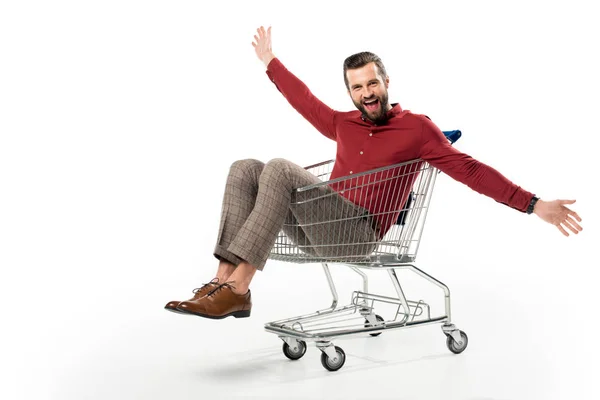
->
[287, 184, 377, 259]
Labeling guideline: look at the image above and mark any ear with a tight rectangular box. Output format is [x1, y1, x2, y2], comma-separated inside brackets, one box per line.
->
[385, 76, 390, 89]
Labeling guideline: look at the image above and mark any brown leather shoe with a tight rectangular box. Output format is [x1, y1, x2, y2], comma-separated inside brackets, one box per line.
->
[164, 278, 219, 314]
[176, 282, 251, 319]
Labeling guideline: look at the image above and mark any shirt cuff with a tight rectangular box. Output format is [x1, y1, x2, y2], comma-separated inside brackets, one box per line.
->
[265, 57, 283, 81]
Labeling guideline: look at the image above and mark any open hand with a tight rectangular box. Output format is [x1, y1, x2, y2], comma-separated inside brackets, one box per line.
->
[534, 199, 582, 236]
[252, 26, 275, 67]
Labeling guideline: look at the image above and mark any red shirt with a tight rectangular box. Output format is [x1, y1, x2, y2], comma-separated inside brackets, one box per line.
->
[266, 58, 534, 234]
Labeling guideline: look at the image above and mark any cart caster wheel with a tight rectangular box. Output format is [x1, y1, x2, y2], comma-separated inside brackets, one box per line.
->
[365, 315, 385, 337]
[320, 346, 346, 371]
[446, 330, 468, 354]
[282, 340, 307, 360]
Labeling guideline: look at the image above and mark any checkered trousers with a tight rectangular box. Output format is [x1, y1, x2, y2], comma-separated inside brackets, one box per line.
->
[213, 158, 377, 270]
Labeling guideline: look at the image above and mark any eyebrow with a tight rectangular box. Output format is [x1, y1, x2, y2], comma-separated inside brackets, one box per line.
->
[351, 80, 379, 89]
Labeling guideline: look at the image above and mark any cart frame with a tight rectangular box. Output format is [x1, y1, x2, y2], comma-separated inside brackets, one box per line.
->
[264, 130, 468, 371]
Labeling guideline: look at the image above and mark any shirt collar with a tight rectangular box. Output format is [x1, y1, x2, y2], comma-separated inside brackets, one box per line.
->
[387, 103, 403, 118]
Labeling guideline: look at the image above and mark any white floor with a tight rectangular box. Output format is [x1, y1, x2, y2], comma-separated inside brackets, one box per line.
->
[4, 235, 596, 400]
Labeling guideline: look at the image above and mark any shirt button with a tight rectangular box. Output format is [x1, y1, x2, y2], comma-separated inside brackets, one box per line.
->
[340, 190, 345, 194]
[349, 170, 353, 174]
[369, 133, 373, 136]
[359, 151, 363, 155]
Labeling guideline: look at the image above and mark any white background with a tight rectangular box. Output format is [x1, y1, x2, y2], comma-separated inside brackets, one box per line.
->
[1, 1, 597, 399]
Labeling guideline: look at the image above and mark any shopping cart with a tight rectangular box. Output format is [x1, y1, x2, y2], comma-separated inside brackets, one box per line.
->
[265, 130, 468, 371]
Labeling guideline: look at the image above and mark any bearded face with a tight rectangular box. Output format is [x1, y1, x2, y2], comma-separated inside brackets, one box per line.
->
[346, 62, 391, 123]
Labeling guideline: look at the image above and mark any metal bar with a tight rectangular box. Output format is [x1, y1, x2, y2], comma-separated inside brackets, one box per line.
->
[266, 305, 356, 327]
[294, 159, 423, 192]
[350, 267, 368, 295]
[388, 269, 411, 325]
[265, 316, 448, 340]
[395, 264, 452, 323]
[322, 263, 338, 310]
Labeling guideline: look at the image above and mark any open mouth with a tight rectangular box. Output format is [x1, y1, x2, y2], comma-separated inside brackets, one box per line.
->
[363, 98, 380, 112]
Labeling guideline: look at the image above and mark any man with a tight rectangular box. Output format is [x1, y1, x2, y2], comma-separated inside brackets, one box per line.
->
[164, 26, 582, 320]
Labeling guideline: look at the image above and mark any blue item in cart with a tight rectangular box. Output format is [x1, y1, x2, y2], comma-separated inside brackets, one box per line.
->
[443, 130, 462, 144]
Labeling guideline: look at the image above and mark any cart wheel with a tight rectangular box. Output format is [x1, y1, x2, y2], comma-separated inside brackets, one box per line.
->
[320, 346, 346, 372]
[365, 315, 385, 337]
[446, 330, 468, 354]
[282, 340, 307, 360]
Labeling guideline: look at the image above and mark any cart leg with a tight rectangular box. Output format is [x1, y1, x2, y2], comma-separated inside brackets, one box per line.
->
[388, 269, 411, 324]
[398, 264, 452, 323]
[321, 263, 338, 310]
[350, 266, 372, 313]
[350, 266, 369, 295]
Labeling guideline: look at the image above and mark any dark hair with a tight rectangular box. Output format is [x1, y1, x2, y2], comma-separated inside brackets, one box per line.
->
[343, 51, 387, 90]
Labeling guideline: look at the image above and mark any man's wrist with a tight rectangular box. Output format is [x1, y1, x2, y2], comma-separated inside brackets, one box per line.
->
[263, 53, 276, 68]
[528, 196, 541, 215]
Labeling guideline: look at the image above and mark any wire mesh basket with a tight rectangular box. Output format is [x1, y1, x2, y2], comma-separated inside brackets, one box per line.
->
[269, 158, 438, 265]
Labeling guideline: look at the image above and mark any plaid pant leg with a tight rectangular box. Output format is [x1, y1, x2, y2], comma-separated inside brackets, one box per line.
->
[213, 159, 265, 265]
[280, 209, 319, 257]
[227, 158, 326, 270]
[289, 184, 377, 260]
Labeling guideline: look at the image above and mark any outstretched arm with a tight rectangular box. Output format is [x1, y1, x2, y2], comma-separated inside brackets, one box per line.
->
[419, 116, 583, 237]
[250, 26, 338, 140]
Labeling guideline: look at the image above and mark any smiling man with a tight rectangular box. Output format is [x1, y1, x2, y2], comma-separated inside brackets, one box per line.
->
[345, 56, 391, 124]
[164, 26, 582, 320]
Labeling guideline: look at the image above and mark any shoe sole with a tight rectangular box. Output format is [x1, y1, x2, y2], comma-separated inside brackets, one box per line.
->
[164, 305, 188, 314]
[174, 308, 251, 319]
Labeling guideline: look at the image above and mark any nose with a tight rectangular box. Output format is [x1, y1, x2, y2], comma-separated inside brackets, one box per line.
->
[362, 87, 375, 100]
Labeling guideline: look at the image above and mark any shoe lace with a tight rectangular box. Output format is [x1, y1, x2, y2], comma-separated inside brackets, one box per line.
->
[206, 281, 237, 297]
[192, 278, 219, 294]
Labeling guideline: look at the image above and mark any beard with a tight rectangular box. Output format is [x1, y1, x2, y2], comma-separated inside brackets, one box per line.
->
[353, 91, 390, 124]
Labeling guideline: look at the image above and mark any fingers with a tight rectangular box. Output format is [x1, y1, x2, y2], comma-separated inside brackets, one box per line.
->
[555, 213, 582, 237]
[253, 27, 269, 45]
[562, 219, 579, 235]
[560, 204, 583, 236]
[551, 201, 583, 237]
[563, 215, 583, 234]
[557, 224, 569, 237]
[567, 208, 582, 222]
[255, 26, 271, 39]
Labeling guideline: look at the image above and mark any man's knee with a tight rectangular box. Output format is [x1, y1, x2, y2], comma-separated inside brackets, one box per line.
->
[264, 158, 294, 173]
[230, 159, 265, 174]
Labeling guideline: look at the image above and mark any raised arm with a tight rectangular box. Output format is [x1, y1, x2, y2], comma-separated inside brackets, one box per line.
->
[251, 26, 338, 140]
